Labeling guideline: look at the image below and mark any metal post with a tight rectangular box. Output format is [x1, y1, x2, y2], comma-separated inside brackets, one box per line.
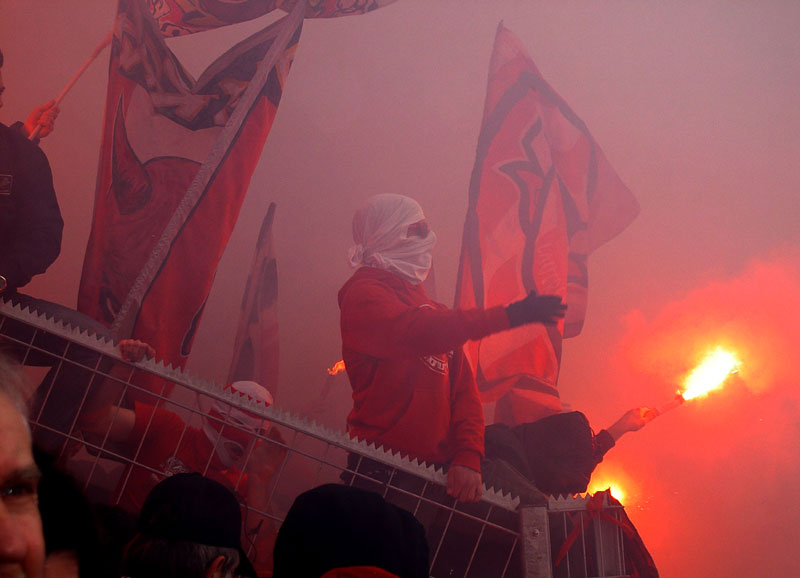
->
[518, 505, 553, 578]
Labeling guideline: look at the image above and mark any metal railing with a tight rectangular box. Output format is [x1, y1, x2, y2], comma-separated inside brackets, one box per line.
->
[0, 298, 628, 578]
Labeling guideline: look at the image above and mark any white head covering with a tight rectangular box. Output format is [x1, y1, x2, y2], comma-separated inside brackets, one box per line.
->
[198, 381, 273, 468]
[347, 194, 437, 285]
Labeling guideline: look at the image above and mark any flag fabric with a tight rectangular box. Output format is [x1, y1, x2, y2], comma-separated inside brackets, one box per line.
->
[275, 0, 401, 19]
[454, 23, 639, 426]
[147, 0, 279, 36]
[227, 203, 280, 398]
[78, 0, 306, 382]
[148, 0, 400, 36]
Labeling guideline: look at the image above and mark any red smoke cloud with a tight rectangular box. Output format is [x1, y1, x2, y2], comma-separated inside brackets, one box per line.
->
[618, 252, 800, 397]
[600, 251, 800, 577]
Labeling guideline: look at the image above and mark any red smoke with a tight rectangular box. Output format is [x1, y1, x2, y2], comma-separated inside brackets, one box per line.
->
[618, 252, 800, 397]
[600, 252, 800, 577]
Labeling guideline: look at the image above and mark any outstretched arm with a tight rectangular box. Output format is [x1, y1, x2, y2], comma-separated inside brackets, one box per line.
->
[605, 407, 658, 442]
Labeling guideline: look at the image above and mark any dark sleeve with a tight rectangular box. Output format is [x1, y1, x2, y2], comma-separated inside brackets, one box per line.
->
[9, 121, 39, 145]
[340, 277, 510, 359]
[593, 429, 616, 463]
[0, 132, 63, 290]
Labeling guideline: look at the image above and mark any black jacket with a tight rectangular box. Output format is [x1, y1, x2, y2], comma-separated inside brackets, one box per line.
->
[484, 411, 615, 495]
[0, 122, 63, 291]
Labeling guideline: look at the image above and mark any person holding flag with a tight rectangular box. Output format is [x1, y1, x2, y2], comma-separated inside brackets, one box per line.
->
[0, 47, 63, 299]
[339, 194, 566, 502]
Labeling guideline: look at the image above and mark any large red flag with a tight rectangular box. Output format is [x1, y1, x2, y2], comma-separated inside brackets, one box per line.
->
[455, 23, 639, 426]
[227, 203, 279, 398]
[78, 0, 305, 379]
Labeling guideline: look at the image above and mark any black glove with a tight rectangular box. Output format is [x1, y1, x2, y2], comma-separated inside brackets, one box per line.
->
[505, 291, 567, 328]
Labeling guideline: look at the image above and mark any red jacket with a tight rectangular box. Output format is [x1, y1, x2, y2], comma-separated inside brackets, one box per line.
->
[118, 402, 247, 511]
[339, 267, 510, 472]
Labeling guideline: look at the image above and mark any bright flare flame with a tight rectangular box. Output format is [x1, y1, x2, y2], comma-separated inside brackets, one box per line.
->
[588, 481, 626, 503]
[327, 360, 346, 376]
[680, 348, 739, 401]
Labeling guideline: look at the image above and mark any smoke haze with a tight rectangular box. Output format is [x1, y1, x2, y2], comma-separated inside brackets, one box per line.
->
[2, 1, 799, 575]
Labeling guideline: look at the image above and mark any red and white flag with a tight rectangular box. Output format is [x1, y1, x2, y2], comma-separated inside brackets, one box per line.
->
[455, 23, 639, 426]
[78, 0, 305, 381]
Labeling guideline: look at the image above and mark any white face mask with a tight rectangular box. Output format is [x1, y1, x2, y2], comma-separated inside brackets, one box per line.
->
[348, 194, 437, 285]
[197, 381, 272, 468]
[200, 419, 254, 468]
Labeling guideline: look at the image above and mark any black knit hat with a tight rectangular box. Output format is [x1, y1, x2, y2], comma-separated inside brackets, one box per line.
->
[273, 483, 429, 578]
[137, 473, 258, 578]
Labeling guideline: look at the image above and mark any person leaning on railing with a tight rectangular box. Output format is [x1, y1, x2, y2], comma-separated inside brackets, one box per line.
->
[339, 193, 565, 503]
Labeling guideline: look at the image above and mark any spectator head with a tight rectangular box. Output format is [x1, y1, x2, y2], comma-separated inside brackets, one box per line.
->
[122, 472, 257, 578]
[273, 484, 429, 578]
[348, 194, 437, 285]
[198, 381, 273, 469]
[0, 351, 45, 578]
[34, 446, 102, 578]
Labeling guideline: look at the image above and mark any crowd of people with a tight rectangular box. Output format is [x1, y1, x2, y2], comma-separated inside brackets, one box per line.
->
[1, 45, 659, 577]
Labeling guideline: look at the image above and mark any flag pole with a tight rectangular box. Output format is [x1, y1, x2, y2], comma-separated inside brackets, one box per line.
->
[29, 31, 113, 140]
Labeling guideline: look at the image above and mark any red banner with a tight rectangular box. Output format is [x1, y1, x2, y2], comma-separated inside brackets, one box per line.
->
[227, 203, 279, 399]
[455, 23, 639, 426]
[78, 0, 304, 382]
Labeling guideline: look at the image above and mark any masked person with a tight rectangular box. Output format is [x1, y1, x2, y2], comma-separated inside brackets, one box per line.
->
[339, 194, 566, 503]
[78, 340, 286, 575]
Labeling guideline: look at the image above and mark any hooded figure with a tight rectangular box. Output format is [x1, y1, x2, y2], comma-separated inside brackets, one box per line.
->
[198, 380, 274, 469]
[339, 194, 565, 503]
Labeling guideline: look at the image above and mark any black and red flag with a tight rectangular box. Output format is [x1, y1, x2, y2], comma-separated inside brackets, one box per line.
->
[455, 23, 639, 426]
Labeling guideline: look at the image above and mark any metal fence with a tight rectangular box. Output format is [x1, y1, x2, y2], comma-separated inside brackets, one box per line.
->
[0, 298, 628, 578]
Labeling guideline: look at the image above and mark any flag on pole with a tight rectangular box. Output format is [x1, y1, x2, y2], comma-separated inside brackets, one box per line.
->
[455, 23, 639, 426]
[227, 203, 279, 398]
[78, 0, 305, 382]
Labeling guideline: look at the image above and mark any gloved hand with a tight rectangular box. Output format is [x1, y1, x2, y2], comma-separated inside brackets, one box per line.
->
[505, 291, 567, 328]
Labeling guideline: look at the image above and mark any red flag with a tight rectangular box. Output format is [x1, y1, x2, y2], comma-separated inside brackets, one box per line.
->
[148, 0, 400, 35]
[454, 23, 639, 426]
[227, 203, 279, 398]
[78, 0, 305, 383]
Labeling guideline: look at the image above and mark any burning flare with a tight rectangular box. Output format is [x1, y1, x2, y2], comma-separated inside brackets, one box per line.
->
[656, 347, 740, 416]
[588, 480, 627, 503]
[680, 348, 739, 400]
[327, 360, 346, 376]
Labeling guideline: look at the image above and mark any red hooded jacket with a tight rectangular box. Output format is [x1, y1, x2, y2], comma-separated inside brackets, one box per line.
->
[339, 267, 509, 472]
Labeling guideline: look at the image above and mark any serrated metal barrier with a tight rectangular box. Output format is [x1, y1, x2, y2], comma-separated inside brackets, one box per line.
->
[0, 298, 628, 578]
